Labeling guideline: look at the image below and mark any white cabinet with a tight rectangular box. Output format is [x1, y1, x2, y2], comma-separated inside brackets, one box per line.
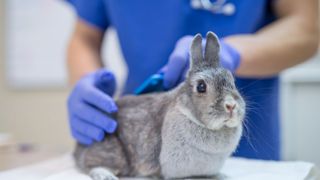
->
[281, 53, 320, 166]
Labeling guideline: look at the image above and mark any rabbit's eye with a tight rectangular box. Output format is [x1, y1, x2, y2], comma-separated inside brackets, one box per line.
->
[197, 80, 207, 93]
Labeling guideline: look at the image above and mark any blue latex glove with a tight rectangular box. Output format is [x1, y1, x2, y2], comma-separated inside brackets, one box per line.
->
[161, 35, 241, 90]
[67, 69, 118, 145]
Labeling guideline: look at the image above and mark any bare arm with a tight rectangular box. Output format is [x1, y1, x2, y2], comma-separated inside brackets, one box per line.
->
[67, 20, 105, 84]
[225, 0, 319, 77]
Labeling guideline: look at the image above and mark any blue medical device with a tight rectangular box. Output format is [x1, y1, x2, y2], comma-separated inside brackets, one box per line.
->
[134, 74, 165, 95]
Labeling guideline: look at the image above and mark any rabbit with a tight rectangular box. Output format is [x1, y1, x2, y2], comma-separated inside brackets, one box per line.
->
[73, 31, 246, 180]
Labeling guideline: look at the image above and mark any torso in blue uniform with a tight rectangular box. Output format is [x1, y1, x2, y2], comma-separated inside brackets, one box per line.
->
[69, 0, 280, 160]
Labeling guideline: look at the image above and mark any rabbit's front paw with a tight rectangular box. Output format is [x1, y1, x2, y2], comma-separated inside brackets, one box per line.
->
[89, 167, 119, 180]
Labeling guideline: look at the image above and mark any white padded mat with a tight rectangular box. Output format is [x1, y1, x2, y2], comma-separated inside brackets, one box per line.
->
[0, 154, 318, 180]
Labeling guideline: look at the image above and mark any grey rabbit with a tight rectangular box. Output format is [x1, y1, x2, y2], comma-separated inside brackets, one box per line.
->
[74, 32, 246, 180]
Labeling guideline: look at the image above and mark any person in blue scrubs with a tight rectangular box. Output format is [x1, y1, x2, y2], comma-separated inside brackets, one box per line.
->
[66, 0, 318, 160]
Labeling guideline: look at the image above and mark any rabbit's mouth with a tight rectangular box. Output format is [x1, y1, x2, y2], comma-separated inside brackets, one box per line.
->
[224, 117, 242, 128]
[206, 114, 242, 130]
[224, 107, 245, 126]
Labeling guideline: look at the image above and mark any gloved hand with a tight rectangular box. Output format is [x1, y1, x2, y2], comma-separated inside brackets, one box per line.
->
[67, 69, 118, 145]
[161, 35, 241, 90]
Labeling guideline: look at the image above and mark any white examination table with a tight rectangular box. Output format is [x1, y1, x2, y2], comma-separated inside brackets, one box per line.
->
[0, 154, 318, 180]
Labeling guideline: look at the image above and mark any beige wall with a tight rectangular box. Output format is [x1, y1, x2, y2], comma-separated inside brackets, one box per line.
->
[0, 1, 73, 149]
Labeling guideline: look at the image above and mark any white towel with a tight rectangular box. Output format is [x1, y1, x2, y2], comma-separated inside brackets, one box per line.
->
[0, 154, 317, 180]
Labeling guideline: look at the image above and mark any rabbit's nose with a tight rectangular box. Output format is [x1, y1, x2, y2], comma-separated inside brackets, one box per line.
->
[224, 102, 236, 113]
[224, 95, 236, 113]
[224, 95, 237, 115]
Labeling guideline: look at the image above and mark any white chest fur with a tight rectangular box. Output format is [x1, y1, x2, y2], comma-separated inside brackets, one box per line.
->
[159, 108, 242, 179]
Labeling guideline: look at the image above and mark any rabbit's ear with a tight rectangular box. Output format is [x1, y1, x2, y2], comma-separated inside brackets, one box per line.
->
[190, 33, 203, 70]
[204, 31, 220, 68]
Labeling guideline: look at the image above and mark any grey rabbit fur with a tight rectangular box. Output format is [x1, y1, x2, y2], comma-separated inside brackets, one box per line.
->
[74, 32, 246, 180]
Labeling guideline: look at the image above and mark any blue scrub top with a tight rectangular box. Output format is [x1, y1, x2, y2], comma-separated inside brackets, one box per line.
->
[68, 0, 280, 160]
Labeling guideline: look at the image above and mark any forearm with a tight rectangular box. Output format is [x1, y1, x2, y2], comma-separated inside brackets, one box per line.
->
[225, 1, 319, 77]
[67, 20, 105, 85]
[67, 36, 103, 84]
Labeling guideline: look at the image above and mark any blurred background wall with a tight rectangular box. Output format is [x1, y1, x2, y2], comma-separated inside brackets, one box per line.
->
[0, 0, 126, 151]
[0, 0, 319, 166]
[0, 0, 72, 149]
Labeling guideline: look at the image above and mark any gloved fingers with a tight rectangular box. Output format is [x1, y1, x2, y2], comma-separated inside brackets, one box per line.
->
[157, 65, 167, 74]
[219, 40, 241, 72]
[71, 116, 105, 142]
[175, 36, 194, 51]
[178, 62, 190, 84]
[71, 128, 93, 145]
[163, 47, 189, 89]
[94, 69, 116, 96]
[163, 53, 189, 89]
[73, 103, 117, 133]
[163, 36, 193, 90]
[82, 85, 118, 114]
